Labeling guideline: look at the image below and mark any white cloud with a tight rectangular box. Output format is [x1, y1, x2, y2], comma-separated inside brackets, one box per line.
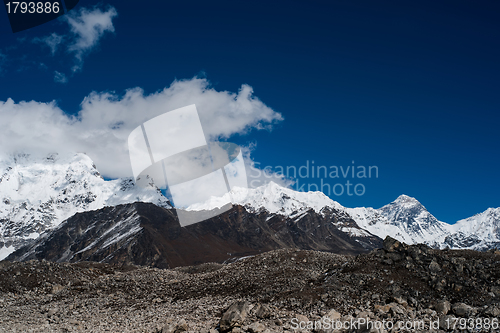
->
[240, 143, 294, 189]
[65, 6, 117, 72]
[54, 71, 68, 83]
[33, 33, 64, 55]
[0, 78, 283, 180]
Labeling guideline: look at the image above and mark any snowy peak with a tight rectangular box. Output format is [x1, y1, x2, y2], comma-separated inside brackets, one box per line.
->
[443, 207, 500, 250]
[471, 207, 500, 222]
[379, 195, 436, 228]
[0, 152, 171, 259]
[187, 181, 343, 217]
[189, 183, 449, 246]
[393, 194, 422, 207]
[380, 195, 426, 219]
[375, 194, 451, 244]
[456, 207, 500, 229]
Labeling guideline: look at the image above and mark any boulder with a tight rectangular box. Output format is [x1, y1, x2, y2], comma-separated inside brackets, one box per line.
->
[293, 314, 309, 332]
[248, 322, 266, 333]
[219, 301, 251, 332]
[435, 300, 451, 315]
[452, 303, 473, 317]
[254, 304, 272, 319]
[429, 260, 441, 273]
[383, 236, 401, 253]
[324, 309, 341, 321]
[484, 305, 500, 317]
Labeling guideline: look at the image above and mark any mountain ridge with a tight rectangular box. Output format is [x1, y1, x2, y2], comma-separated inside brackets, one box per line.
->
[7, 201, 382, 267]
[190, 181, 499, 250]
[1, 154, 499, 261]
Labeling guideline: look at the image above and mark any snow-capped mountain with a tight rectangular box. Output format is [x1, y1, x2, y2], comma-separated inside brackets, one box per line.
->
[440, 208, 500, 250]
[0, 153, 170, 259]
[187, 181, 376, 235]
[347, 198, 500, 250]
[8, 201, 382, 267]
[188, 183, 452, 245]
[346, 195, 453, 245]
[189, 182, 499, 250]
[187, 181, 344, 217]
[1, 151, 499, 262]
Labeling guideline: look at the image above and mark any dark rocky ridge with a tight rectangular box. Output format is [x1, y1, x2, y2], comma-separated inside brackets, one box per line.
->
[1, 238, 500, 332]
[7, 202, 382, 268]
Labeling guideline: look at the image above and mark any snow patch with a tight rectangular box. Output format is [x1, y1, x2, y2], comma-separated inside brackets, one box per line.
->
[0, 245, 15, 260]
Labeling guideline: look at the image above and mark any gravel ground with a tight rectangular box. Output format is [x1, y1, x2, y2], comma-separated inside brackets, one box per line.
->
[2, 237, 500, 332]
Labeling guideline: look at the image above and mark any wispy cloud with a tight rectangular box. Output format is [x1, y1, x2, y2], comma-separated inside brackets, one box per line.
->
[32, 33, 64, 55]
[65, 6, 117, 72]
[54, 71, 68, 83]
[0, 5, 118, 83]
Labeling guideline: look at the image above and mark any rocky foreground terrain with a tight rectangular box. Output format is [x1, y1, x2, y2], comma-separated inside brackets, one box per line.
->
[1, 237, 500, 332]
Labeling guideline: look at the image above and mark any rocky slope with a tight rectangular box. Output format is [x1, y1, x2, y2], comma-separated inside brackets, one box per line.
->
[7, 202, 382, 268]
[2, 238, 500, 332]
[0, 153, 171, 259]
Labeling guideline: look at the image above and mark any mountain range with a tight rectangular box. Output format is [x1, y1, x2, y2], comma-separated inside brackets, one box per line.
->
[186, 182, 500, 251]
[1, 152, 499, 265]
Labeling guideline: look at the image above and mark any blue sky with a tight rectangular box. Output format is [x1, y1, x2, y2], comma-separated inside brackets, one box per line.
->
[0, 0, 499, 223]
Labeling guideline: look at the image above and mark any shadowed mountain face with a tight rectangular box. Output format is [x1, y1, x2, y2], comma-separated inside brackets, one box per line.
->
[7, 203, 382, 268]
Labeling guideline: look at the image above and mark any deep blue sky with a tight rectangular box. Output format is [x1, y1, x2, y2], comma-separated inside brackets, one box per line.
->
[1, 0, 499, 222]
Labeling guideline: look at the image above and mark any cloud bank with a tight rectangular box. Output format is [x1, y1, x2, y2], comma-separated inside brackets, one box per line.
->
[0, 78, 283, 180]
